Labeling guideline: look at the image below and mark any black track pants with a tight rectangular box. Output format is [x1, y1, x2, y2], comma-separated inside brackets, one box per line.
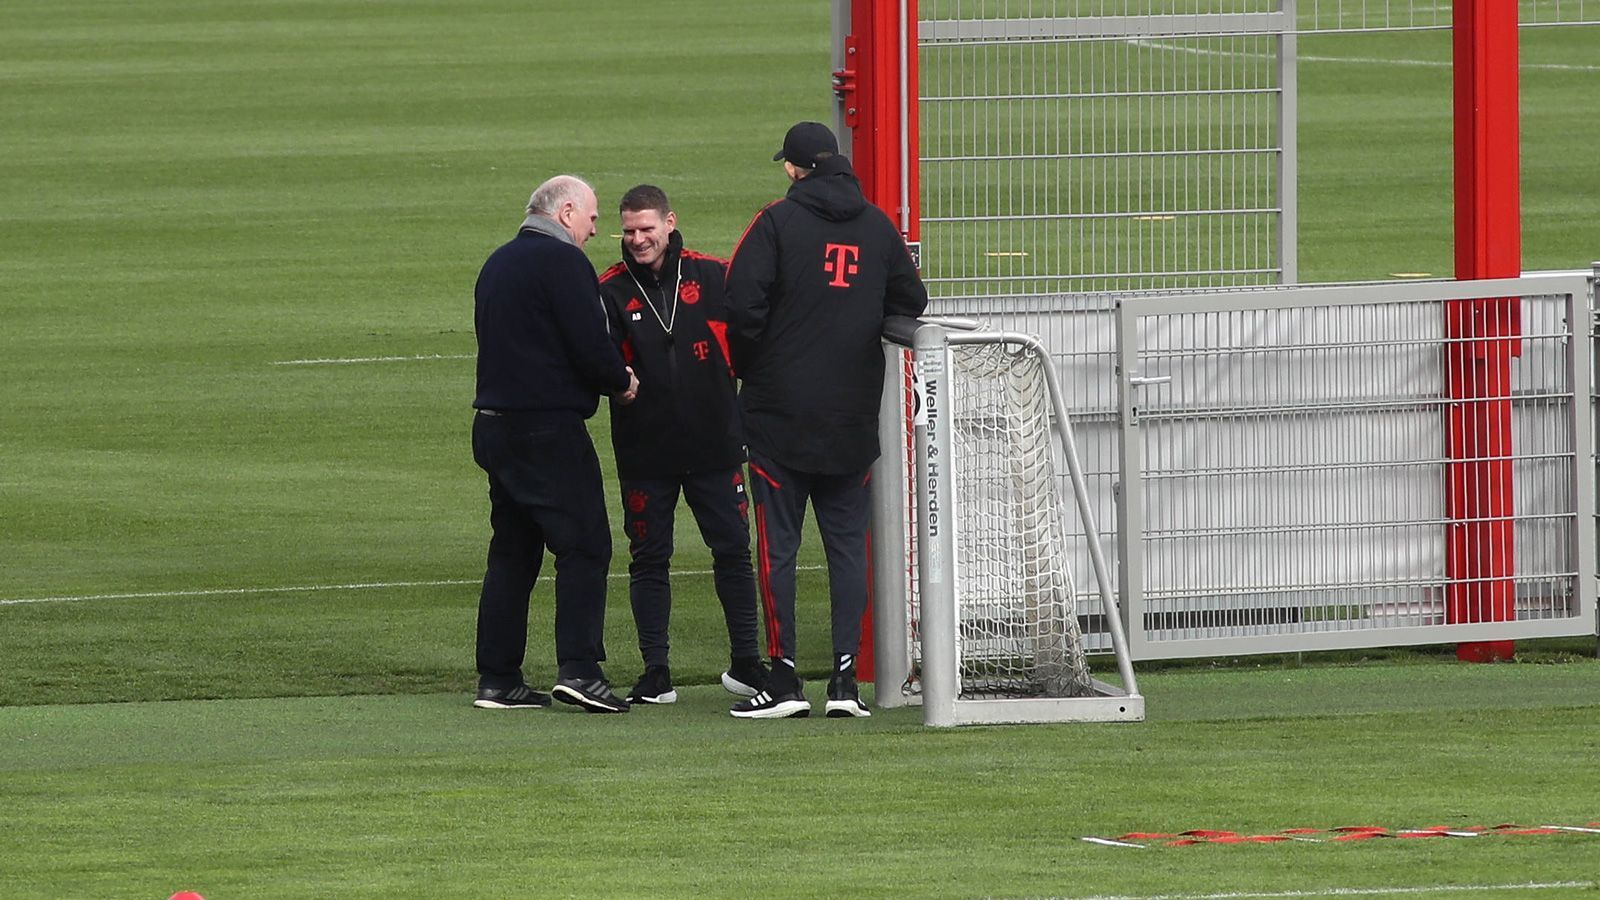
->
[620, 468, 761, 667]
[747, 451, 872, 662]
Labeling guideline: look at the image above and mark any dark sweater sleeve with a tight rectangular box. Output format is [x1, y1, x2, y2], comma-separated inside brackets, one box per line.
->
[552, 253, 630, 393]
[726, 209, 779, 374]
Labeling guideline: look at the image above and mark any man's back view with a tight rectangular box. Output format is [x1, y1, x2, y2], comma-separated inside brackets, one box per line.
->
[726, 121, 929, 719]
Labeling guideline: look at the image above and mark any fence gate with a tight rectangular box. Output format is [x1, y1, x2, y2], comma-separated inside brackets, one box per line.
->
[1113, 273, 1596, 657]
[915, 1, 1296, 296]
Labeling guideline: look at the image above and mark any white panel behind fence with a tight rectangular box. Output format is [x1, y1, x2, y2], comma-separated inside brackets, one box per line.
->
[898, 273, 1597, 660]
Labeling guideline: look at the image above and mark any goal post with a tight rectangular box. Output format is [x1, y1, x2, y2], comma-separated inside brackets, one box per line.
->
[872, 315, 1144, 727]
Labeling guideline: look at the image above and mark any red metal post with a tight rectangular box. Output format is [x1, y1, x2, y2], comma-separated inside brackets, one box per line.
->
[848, 0, 919, 238]
[1448, 0, 1520, 662]
[843, 0, 919, 682]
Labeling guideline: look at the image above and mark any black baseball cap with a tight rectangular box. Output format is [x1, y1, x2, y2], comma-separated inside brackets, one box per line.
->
[773, 121, 839, 169]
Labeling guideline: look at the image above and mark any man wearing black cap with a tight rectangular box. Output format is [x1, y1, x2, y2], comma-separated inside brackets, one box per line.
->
[725, 122, 929, 719]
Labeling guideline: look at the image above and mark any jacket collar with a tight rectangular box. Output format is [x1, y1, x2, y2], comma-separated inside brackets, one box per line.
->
[519, 213, 576, 246]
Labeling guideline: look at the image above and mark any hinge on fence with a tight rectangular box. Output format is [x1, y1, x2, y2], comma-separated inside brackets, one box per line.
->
[833, 37, 858, 128]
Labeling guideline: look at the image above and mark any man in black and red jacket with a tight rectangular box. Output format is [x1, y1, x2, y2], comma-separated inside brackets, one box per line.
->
[598, 184, 768, 706]
[726, 122, 929, 720]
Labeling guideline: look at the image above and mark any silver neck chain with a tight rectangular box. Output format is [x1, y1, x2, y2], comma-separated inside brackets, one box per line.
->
[626, 253, 682, 335]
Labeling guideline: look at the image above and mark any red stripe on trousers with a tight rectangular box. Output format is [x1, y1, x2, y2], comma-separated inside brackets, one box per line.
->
[749, 462, 781, 491]
[754, 503, 783, 658]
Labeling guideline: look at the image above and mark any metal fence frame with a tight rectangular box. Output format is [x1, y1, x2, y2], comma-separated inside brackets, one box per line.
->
[877, 269, 1599, 665]
[915, 3, 1299, 295]
[1113, 271, 1596, 657]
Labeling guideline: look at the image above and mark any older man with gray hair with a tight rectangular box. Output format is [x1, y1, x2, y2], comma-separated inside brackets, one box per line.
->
[471, 174, 639, 714]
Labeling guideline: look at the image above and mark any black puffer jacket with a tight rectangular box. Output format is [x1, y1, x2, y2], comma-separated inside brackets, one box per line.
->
[599, 230, 745, 480]
[726, 155, 929, 474]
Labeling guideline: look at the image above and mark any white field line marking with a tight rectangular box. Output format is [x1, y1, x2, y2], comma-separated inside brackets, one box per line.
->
[272, 353, 474, 366]
[1, 565, 826, 606]
[1128, 38, 1600, 73]
[1078, 881, 1596, 900]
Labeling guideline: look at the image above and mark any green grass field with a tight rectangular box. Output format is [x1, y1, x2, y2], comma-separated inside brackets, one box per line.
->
[3, 2, 1599, 897]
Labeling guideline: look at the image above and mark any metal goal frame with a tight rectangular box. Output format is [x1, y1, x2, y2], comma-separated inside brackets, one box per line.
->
[873, 316, 1144, 726]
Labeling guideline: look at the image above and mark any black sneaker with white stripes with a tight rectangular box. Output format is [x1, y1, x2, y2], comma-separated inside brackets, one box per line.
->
[720, 656, 769, 697]
[552, 676, 630, 713]
[626, 665, 678, 705]
[825, 653, 871, 718]
[473, 683, 552, 710]
[729, 686, 811, 719]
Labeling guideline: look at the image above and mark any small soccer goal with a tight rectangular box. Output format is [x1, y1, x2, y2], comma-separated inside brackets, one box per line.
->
[871, 316, 1143, 727]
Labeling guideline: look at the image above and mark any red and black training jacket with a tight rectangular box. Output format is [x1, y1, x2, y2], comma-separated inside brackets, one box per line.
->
[599, 230, 745, 481]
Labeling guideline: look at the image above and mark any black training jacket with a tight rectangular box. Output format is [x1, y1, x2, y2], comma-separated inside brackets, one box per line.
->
[474, 228, 630, 417]
[726, 155, 929, 474]
[599, 230, 745, 480]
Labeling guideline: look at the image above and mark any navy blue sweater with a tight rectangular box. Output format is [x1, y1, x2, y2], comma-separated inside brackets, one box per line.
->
[473, 228, 630, 416]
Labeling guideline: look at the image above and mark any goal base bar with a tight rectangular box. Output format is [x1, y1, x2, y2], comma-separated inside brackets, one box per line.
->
[936, 694, 1144, 728]
[928, 679, 1144, 727]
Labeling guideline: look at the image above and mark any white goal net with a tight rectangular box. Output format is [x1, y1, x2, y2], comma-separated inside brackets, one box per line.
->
[871, 317, 1142, 726]
[946, 340, 1095, 699]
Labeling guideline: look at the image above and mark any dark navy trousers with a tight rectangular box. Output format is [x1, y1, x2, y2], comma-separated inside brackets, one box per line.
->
[472, 410, 612, 687]
[620, 468, 760, 667]
[747, 451, 872, 662]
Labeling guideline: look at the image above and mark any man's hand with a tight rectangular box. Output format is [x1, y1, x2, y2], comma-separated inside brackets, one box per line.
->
[614, 366, 640, 405]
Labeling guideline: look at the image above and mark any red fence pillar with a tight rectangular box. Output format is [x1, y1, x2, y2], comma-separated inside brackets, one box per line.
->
[839, 0, 919, 682]
[842, 0, 919, 241]
[1449, 1, 1521, 662]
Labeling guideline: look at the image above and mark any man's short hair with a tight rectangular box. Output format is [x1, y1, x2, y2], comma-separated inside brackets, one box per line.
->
[527, 175, 593, 217]
[790, 152, 833, 180]
[619, 184, 672, 217]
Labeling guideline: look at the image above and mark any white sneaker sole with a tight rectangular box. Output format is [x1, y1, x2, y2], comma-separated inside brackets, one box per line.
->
[730, 699, 811, 719]
[825, 700, 872, 718]
[628, 690, 678, 704]
[473, 699, 544, 709]
[721, 671, 761, 697]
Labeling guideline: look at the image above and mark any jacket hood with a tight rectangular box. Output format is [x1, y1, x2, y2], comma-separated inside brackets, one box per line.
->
[785, 155, 868, 222]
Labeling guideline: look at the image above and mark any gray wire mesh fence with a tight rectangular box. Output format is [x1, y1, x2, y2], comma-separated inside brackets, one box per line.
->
[915, 1, 1598, 297]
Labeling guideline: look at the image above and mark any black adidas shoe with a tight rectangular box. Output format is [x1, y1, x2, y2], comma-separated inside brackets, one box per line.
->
[730, 685, 811, 719]
[825, 653, 871, 718]
[552, 677, 630, 713]
[627, 665, 678, 705]
[473, 683, 552, 710]
[720, 656, 769, 697]
[825, 673, 871, 718]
